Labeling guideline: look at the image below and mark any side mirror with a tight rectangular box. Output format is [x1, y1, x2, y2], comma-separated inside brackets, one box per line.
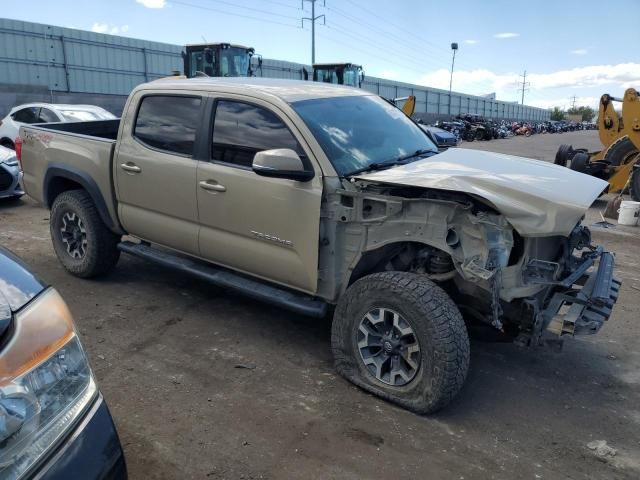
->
[252, 149, 314, 182]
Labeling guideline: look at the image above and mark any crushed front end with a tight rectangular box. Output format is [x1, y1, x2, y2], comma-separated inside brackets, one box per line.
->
[519, 225, 621, 345]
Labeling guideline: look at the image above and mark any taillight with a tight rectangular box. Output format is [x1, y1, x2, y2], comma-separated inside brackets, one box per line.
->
[14, 136, 22, 167]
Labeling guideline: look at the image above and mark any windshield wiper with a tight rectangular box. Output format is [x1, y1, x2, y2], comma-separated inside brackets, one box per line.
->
[346, 149, 437, 176]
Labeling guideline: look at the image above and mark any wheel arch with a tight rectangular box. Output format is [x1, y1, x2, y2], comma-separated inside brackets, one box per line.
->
[44, 165, 122, 234]
[344, 240, 453, 293]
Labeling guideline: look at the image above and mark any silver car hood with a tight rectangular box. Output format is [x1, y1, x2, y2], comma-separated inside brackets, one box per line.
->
[355, 148, 608, 237]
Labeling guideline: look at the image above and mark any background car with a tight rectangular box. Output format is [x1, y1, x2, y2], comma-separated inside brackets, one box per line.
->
[0, 246, 127, 479]
[0, 103, 116, 149]
[420, 124, 459, 148]
[0, 145, 24, 200]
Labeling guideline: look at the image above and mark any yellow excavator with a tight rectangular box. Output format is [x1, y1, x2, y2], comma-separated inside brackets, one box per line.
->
[555, 88, 640, 200]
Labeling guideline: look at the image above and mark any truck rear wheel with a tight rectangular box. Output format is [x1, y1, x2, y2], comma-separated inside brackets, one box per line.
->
[50, 190, 120, 278]
[331, 272, 470, 414]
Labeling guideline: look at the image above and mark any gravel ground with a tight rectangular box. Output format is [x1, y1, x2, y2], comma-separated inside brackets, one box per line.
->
[1, 130, 639, 479]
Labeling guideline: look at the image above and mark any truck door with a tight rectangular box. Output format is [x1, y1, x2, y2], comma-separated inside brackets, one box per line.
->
[196, 97, 323, 294]
[115, 93, 204, 255]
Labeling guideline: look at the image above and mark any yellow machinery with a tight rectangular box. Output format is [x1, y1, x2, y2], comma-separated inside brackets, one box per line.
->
[555, 88, 640, 200]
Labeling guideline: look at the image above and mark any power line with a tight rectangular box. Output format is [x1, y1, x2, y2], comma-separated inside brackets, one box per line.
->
[199, 0, 300, 20]
[301, 0, 325, 64]
[170, 0, 301, 28]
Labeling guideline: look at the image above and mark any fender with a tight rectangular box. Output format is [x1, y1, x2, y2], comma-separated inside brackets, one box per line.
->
[43, 164, 124, 235]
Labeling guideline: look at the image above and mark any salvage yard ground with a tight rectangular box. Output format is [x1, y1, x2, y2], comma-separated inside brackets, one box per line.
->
[1, 131, 639, 479]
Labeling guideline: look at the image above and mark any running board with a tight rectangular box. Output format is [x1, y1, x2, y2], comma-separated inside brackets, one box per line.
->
[117, 241, 328, 318]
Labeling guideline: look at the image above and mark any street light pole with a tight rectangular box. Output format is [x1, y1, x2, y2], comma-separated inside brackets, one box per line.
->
[448, 42, 458, 117]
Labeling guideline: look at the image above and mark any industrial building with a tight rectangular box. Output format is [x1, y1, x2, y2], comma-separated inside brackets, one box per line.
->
[0, 18, 550, 122]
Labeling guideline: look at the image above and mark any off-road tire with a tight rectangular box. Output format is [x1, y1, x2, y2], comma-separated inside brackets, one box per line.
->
[50, 189, 120, 277]
[631, 167, 640, 202]
[569, 152, 590, 173]
[604, 136, 638, 167]
[331, 272, 470, 414]
[555, 144, 573, 166]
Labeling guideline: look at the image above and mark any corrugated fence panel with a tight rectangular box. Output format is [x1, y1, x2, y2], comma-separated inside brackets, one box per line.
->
[0, 18, 550, 121]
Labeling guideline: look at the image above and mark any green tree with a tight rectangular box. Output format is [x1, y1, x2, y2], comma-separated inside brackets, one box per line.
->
[567, 106, 596, 122]
[550, 106, 565, 121]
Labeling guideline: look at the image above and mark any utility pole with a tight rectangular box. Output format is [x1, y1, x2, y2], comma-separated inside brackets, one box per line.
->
[570, 95, 577, 110]
[519, 70, 530, 105]
[448, 42, 458, 116]
[302, 0, 325, 65]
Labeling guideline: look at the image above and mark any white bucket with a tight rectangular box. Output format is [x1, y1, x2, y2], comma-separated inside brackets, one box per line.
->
[618, 200, 640, 226]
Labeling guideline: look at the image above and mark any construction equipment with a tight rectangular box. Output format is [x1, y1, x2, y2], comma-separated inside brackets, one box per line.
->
[555, 88, 640, 201]
[304, 63, 364, 88]
[182, 43, 260, 78]
[302, 62, 416, 118]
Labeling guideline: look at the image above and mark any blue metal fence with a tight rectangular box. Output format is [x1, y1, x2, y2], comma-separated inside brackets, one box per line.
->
[0, 18, 549, 121]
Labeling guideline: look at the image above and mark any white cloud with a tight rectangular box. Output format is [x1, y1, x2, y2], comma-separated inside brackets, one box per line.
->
[136, 0, 166, 8]
[463, 39, 479, 44]
[526, 96, 600, 110]
[494, 32, 519, 39]
[418, 63, 640, 94]
[570, 49, 588, 55]
[91, 23, 130, 35]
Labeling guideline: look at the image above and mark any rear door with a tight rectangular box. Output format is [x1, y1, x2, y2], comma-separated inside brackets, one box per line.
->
[196, 96, 323, 294]
[115, 92, 205, 255]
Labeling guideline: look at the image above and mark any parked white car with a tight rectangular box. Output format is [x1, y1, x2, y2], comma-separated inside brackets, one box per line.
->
[0, 103, 116, 149]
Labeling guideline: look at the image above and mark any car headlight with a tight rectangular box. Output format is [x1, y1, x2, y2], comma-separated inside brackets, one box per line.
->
[0, 289, 96, 479]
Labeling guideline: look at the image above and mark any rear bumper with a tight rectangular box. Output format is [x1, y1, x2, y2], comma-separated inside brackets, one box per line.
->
[34, 395, 127, 480]
[544, 250, 621, 335]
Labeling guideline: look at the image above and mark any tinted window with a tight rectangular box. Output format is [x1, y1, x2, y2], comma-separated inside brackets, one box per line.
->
[212, 101, 301, 168]
[12, 107, 40, 124]
[38, 108, 59, 123]
[134, 96, 202, 156]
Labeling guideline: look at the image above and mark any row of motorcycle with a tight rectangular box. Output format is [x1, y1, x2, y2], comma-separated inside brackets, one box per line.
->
[432, 114, 594, 142]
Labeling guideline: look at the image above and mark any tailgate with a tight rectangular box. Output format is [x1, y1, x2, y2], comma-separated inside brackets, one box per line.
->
[19, 125, 118, 224]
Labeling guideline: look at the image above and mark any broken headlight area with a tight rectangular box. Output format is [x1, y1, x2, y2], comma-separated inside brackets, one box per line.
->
[0, 291, 97, 479]
[519, 225, 621, 345]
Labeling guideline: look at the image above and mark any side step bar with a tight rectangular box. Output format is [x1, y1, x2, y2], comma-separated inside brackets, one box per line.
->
[117, 241, 328, 318]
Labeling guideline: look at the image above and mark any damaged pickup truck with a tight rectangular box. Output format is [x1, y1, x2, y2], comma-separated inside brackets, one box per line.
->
[18, 78, 620, 413]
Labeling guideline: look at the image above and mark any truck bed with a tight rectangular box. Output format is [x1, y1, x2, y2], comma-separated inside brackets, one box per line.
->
[34, 119, 121, 140]
[20, 119, 122, 231]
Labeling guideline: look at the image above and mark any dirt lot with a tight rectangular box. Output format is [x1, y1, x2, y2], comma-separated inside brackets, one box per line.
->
[1, 130, 639, 479]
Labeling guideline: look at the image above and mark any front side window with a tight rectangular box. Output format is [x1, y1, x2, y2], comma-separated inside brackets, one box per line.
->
[134, 96, 202, 156]
[293, 95, 437, 176]
[12, 107, 40, 124]
[212, 101, 301, 168]
[219, 48, 250, 77]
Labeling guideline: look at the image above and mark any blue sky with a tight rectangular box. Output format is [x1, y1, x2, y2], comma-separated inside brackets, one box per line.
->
[4, 0, 636, 109]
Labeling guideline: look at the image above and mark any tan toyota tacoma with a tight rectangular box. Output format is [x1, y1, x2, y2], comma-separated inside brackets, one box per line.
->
[18, 78, 620, 413]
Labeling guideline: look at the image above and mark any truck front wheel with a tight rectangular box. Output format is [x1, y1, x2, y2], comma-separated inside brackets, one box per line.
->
[331, 272, 470, 414]
[50, 190, 120, 278]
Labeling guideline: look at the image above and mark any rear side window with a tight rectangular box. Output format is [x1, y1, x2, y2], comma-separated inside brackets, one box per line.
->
[38, 108, 59, 123]
[134, 95, 202, 156]
[212, 100, 301, 168]
[12, 107, 40, 124]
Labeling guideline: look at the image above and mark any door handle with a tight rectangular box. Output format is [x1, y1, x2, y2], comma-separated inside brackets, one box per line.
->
[121, 163, 141, 173]
[199, 180, 226, 192]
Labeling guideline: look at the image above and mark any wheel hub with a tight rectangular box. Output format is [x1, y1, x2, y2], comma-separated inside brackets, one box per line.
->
[357, 307, 421, 386]
[60, 212, 87, 259]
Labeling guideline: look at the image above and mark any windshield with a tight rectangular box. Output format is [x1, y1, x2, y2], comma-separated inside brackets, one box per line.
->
[292, 95, 437, 176]
[58, 109, 114, 122]
[342, 68, 360, 87]
[220, 47, 251, 77]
